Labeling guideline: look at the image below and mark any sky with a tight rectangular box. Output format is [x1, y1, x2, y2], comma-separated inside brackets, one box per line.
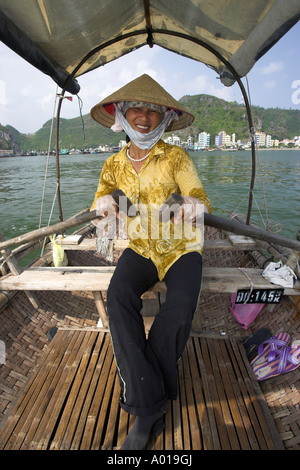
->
[0, 21, 299, 135]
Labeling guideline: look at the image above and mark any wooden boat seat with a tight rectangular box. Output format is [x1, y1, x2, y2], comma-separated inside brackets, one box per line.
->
[0, 329, 284, 450]
[0, 265, 299, 294]
[0, 265, 299, 328]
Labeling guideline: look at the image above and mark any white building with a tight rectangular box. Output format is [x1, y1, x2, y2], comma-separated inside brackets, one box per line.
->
[294, 136, 300, 147]
[198, 132, 210, 149]
[164, 134, 181, 146]
[266, 134, 272, 147]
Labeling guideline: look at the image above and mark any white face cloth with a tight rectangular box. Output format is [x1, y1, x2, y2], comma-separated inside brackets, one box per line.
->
[111, 102, 178, 150]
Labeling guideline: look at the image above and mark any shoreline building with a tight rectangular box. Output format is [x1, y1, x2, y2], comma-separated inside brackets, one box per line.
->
[255, 131, 266, 147]
[215, 131, 234, 148]
[197, 132, 210, 149]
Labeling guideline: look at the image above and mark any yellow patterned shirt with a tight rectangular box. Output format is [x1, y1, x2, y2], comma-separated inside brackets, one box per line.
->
[91, 139, 212, 279]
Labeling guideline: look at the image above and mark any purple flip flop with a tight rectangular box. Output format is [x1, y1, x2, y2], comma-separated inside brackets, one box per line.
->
[250, 332, 291, 368]
[253, 341, 300, 381]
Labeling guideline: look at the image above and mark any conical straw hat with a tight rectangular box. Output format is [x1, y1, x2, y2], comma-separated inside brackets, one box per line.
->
[90, 74, 194, 132]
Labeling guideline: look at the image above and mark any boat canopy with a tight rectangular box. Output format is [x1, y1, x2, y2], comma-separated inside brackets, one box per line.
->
[0, 0, 299, 94]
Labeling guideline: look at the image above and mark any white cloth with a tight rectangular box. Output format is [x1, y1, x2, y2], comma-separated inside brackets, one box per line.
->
[262, 261, 297, 288]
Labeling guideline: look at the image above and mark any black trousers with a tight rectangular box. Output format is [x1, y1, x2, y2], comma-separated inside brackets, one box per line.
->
[107, 248, 202, 417]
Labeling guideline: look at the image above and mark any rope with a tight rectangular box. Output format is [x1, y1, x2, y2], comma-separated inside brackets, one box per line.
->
[238, 267, 254, 303]
[38, 88, 61, 258]
[231, 193, 250, 219]
[77, 95, 85, 140]
[39, 86, 59, 230]
[40, 183, 59, 257]
[233, 77, 282, 235]
[39, 91, 84, 256]
[245, 76, 276, 231]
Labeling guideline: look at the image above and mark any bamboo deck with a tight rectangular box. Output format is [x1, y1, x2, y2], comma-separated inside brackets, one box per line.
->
[0, 328, 284, 450]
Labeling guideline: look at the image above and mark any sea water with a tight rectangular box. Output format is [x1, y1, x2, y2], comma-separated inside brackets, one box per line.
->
[0, 149, 299, 245]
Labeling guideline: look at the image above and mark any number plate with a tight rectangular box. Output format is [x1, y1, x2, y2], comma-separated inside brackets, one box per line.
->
[235, 288, 284, 304]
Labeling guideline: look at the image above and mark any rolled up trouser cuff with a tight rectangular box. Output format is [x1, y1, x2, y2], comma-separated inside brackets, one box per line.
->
[119, 394, 168, 417]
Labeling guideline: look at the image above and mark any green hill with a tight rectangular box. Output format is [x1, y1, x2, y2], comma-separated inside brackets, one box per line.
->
[1, 95, 300, 153]
[178, 95, 300, 142]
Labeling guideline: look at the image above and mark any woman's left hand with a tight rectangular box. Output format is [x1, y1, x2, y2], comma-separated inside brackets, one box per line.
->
[173, 196, 207, 224]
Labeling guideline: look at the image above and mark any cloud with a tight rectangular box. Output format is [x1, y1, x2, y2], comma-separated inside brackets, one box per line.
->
[261, 61, 284, 75]
[39, 92, 57, 110]
[263, 80, 277, 90]
[183, 74, 237, 102]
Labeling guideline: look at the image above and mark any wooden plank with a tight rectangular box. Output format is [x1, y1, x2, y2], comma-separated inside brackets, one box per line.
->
[0, 230, 39, 308]
[186, 340, 213, 450]
[1, 266, 299, 295]
[220, 340, 260, 450]
[116, 408, 129, 450]
[69, 333, 111, 450]
[29, 330, 92, 450]
[49, 331, 105, 450]
[200, 338, 231, 449]
[214, 339, 251, 449]
[91, 349, 116, 450]
[192, 338, 221, 450]
[52, 237, 263, 251]
[227, 233, 259, 247]
[172, 392, 183, 450]
[207, 337, 240, 449]
[101, 374, 121, 450]
[177, 358, 191, 450]
[7, 330, 77, 450]
[182, 348, 202, 449]
[79, 340, 115, 449]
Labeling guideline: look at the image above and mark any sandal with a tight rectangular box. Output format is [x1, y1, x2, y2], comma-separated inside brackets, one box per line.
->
[242, 328, 272, 362]
[250, 332, 290, 368]
[252, 340, 300, 381]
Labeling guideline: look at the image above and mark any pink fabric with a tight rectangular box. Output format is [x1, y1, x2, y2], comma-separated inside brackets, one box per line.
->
[230, 293, 265, 329]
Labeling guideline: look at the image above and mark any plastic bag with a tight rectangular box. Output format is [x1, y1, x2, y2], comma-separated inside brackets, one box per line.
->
[262, 261, 296, 288]
[50, 234, 68, 267]
[230, 293, 265, 330]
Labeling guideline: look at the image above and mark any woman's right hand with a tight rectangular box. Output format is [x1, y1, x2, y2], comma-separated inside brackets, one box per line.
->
[95, 194, 118, 218]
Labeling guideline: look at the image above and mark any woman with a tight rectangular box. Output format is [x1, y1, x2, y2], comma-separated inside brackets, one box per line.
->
[90, 74, 212, 450]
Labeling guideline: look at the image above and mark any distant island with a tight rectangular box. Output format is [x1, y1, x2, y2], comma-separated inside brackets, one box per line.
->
[1, 94, 299, 156]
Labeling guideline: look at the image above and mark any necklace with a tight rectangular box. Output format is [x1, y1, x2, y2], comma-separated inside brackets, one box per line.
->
[126, 145, 150, 162]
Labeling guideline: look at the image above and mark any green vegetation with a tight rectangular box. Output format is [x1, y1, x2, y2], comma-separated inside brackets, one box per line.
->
[1, 95, 299, 153]
[178, 95, 300, 142]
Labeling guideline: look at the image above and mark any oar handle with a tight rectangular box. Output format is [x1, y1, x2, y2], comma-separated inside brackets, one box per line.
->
[158, 193, 184, 222]
[111, 189, 138, 217]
